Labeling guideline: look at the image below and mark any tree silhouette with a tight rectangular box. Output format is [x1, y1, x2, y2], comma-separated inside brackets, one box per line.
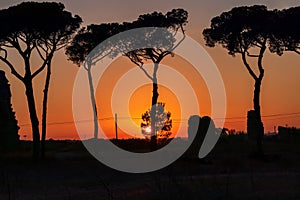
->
[269, 6, 300, 55]
[66, 9, 188, 144]
[66, 23, 122, 139]
[141, 102, 172, 144]
[35, 3, 82, 158]
[0, 2, 81, 158]
[123, 8, 188, 149]
[203, 5, 282, 155]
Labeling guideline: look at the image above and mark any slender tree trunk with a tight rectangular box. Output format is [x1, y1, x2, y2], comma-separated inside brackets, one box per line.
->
[253, 77, 264, 156]
[24, 78, 40, 159]
[150, 62, 159, 150]
[41, 59, 52, 158]
[242, 42, 266, 156]
[253, 43, 266, 156]
[87, 64, 99, 139]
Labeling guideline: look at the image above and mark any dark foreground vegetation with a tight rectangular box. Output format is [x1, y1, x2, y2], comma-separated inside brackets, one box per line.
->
[0, 134, 300, 200]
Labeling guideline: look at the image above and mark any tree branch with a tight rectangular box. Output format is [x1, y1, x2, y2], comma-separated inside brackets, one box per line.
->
[250, 42, 262, 48]
[125, 54, 153, 81]
[257, 41, 266, 77]
[57, 40, 73, 51]
[169, 30, 186, 52]
[23, 40, 34, 57]
[136, 52, 152, 60]
[17, 34, 27, 43]
[92, 48, 114, 65]
[246, 51, 259, 57]
[161, 51, 172, 58]
[242, 51, 258, 80]
[83, 60, 89, 71]
[2, 44, 14, 48]
[35, 45, 46, 61]
[0, 55, 24, 81]
[32, 60, 48, 78]
[286, 47, 300, 55]
[32, 51, 54, 78]
[56, 43, 68, 51]
[139, 64, 153, 81]
[149, 54, 157, 63]
[0, 47, 8, 59]
[152, 49, 161, 59]
[8, 37, 26, 57]
[180, 24, 185, 35]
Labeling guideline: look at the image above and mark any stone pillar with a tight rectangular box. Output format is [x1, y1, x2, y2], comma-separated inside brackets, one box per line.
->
[186, 115, 215, 159]
[247, 110, 264, 154]
[186, 115, 201, 158]
[247, 110, 257, 139]
[0, 70, 19, 149]
[247, 110, 264, 139]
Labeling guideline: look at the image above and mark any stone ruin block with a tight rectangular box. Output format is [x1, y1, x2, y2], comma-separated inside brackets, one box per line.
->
[247, 110, 264, 139]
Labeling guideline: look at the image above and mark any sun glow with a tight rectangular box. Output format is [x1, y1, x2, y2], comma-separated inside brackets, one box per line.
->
[145, 126, 151, 133]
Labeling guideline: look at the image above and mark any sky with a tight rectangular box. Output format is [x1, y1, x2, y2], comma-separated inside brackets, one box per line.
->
[0, 0, 299, 140]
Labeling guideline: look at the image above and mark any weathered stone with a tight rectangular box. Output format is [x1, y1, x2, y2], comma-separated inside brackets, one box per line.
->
[247, 110, 264, 139]
[186, 115, 216, 158]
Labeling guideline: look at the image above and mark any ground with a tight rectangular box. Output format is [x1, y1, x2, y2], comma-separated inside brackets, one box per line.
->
[0, 134, 300, 200]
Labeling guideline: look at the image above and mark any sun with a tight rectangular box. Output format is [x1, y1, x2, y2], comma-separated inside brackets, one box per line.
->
[145, 126, 151, 134]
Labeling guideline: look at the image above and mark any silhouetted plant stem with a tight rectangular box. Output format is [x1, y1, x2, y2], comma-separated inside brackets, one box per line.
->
[41, 56, 53, 158]
[253, 79, 264, 155]
[86, 61, 99, 139]
[150, 62, 159, 150]
[253, 43, 266, 156]
[24, 77, 40, 159]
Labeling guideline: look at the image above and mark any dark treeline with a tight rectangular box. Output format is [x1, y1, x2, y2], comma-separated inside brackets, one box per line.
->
[0, 2, 299, 160]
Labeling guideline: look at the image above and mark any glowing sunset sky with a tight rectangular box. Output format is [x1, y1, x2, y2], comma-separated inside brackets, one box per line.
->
[0, 0, 299, 140]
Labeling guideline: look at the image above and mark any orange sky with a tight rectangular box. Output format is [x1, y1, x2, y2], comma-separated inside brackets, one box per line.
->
[1, 0, 300, 140]
[93, 55, 211, 139]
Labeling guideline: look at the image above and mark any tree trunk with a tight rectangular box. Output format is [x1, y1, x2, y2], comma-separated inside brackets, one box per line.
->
[87, 64, 99, 139]
[150, 63, 159, 150]
[41, 59, 52, 158]
[24, 79, 40, 159]
[253, 78, 264, 156]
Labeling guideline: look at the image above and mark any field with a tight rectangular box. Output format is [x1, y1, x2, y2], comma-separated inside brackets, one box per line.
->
[0, 134, 300, 200]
